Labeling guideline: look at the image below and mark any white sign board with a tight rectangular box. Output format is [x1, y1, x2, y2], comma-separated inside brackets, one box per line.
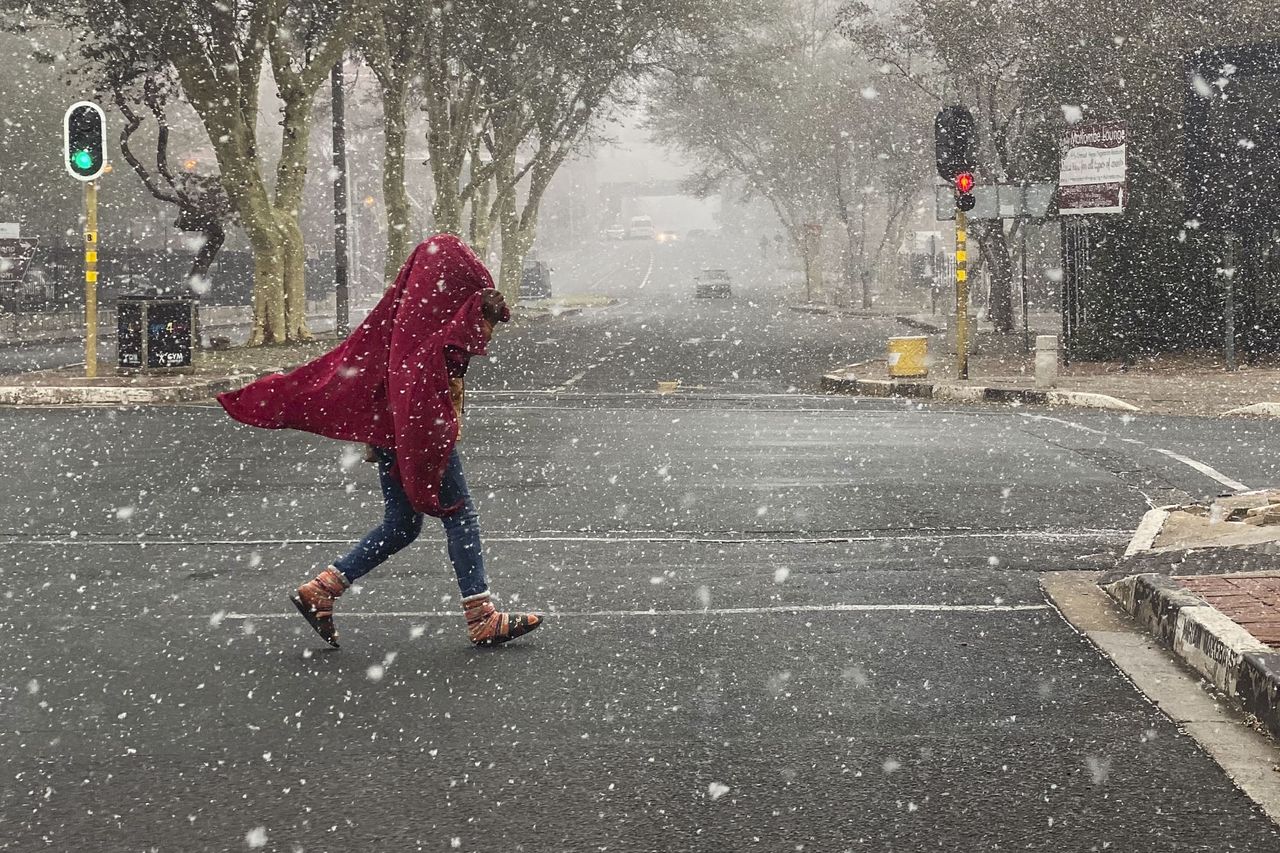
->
[0, 237, 38, 283]
[935, 183, 1058, 222]
[1058, 123, 1126, 215]
[0, 223, 18, 239]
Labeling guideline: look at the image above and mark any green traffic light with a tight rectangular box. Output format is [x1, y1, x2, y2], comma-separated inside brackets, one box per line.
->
[73, 149, 95, 170]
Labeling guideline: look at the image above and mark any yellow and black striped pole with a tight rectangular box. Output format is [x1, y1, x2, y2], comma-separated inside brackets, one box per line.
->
[955, 207, 969, 380]
[84, 180, 98, 378]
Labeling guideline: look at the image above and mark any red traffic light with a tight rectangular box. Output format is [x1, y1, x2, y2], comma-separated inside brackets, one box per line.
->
[954, 172, 975, 194]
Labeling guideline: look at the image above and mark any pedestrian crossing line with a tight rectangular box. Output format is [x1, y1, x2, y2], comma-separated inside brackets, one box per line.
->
[3, 530, 1129, 547]
[1153, 448, 1249, 492]
[1020, 413, 1250, 492]
[217, 602, 1052, 620]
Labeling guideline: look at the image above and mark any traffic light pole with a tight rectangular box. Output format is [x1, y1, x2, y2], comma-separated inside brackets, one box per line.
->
[84, 180, 99, 378]
[955, 207, 969, 380]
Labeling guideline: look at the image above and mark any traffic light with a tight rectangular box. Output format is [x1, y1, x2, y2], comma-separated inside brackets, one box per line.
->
[954, 171, 976, 211]
[934, 105, 977, 181]
[64, 101, 107, 181]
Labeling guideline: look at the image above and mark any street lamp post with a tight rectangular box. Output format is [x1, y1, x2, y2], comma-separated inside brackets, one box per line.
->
[331, 61, 350, 337]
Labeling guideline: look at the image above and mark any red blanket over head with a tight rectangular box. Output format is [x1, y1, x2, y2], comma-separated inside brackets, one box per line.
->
[217, 234, 507, 517]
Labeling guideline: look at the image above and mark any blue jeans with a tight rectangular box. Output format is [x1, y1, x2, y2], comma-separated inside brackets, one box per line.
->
[334, 447, 488, 598]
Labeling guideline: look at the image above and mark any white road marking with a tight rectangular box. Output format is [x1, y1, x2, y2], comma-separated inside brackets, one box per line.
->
[6, 530, 1129, 547]
[557, 369, 589, 391]
[638, 251, 655, 289]
[1153, 448, 1248, 492]
[1020, 412, 1249, 492]
[1019, 412, 1108, 436]
[218, 602, 1052, 620]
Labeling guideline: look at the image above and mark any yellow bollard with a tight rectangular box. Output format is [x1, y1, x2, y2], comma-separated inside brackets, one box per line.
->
[887, 336, 928, 379]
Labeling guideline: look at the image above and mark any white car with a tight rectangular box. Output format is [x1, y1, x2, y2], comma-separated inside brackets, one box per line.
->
[627, 215, 656, 239]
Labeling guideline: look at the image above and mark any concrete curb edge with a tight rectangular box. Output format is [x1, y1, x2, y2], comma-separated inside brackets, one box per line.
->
[1124, 507, 1172, 558]
[820, 374, 1140, 412]
[0, 373, 254, 406]
[1103, 572, 1280, 740]
[1223, 402, 1280, 418]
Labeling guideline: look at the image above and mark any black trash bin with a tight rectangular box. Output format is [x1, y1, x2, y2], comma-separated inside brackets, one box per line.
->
[117, 291, 196, 370]
[520, 260, 552, 301]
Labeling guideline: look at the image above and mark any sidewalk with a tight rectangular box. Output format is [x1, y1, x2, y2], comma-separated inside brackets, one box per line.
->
[0, 293, 608, 405]
[793, 299, 1280, 417]
[1101, 492, 1280, 740]
[1176, 572, 1280, 646]
[825, 345, 1280, 417]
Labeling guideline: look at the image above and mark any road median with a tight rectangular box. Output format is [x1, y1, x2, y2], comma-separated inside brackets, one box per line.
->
[822, 348, 1280, 417]
[820, 372, 1138, 412]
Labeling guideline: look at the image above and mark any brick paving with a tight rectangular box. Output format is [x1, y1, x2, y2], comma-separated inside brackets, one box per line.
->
[1175, 571, 1280, 646]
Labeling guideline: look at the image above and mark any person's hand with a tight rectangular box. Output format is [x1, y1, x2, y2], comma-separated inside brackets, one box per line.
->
[481, 289, 509, 324]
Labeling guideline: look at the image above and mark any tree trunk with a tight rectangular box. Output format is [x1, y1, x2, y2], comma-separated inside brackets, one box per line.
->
[273, 93, 316, 343]
[381, 84, 412, 283]
[243, 214, 287, 346]
[495, 181, 523, 299]
[801, 225, 823, 303]
[217, 150, 289, 345]
[188, 222, 225, 280]
[279, 214, 313, 342]
[431, 163, 464, 235]
[840, 215, 865, 310]
[981, 225, 1015, 333]
[468, 147, 495, 257]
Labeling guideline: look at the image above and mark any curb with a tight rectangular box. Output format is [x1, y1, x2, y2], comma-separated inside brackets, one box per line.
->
[820, 374, 1140, 412]
[1103, 572, 1280, 740]
[0, 374, 253, 406]
[513, 306, 586, 323]
[893, 315, 945, 334]
[1124, 506, 1172, 557]
[1223, 402, 1280, 418]
[785, 304, 946, 334]
[787, 304, 833, 315]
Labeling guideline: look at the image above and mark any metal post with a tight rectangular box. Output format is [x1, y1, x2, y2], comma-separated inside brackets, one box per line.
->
[331, 62, 350, 337]
[956, 207, 969, 380]
[1060, 219, 1071, 367]
[1223, 234, 1236, 371]
[1021, 217, 1030, 353]
[84, 180, 98, 377]
[929, 233, 938, 315]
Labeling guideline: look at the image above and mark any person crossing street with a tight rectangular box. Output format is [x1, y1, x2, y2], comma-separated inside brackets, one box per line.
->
[217, 234, 543, 649]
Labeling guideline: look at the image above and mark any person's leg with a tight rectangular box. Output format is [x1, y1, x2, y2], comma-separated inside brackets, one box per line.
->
[438, 447, 488, 598]
[334, 448, 424, 583]
[439, 447, 542, 645]
[292, 448, 423, 647]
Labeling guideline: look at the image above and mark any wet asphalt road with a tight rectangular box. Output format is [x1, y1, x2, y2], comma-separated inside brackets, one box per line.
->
[1, 238, 1278, 851]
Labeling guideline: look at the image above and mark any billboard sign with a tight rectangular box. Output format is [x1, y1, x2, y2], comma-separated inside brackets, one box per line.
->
[0, 238, 38, 283]
[1058, 123, 1126, 215]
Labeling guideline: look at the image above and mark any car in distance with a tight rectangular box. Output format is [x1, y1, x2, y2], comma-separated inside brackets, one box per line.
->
[604, 225, 626, 240]
[694, 268, 732, 299]
[627, 215, 656, 239]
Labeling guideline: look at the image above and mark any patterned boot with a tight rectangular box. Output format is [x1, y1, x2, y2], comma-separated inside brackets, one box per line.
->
[463, 591, 543, 646]
[290, 565, 348, 649]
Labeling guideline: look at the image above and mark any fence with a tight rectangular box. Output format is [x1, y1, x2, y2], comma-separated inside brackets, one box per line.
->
[2, 247, 337, 313]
